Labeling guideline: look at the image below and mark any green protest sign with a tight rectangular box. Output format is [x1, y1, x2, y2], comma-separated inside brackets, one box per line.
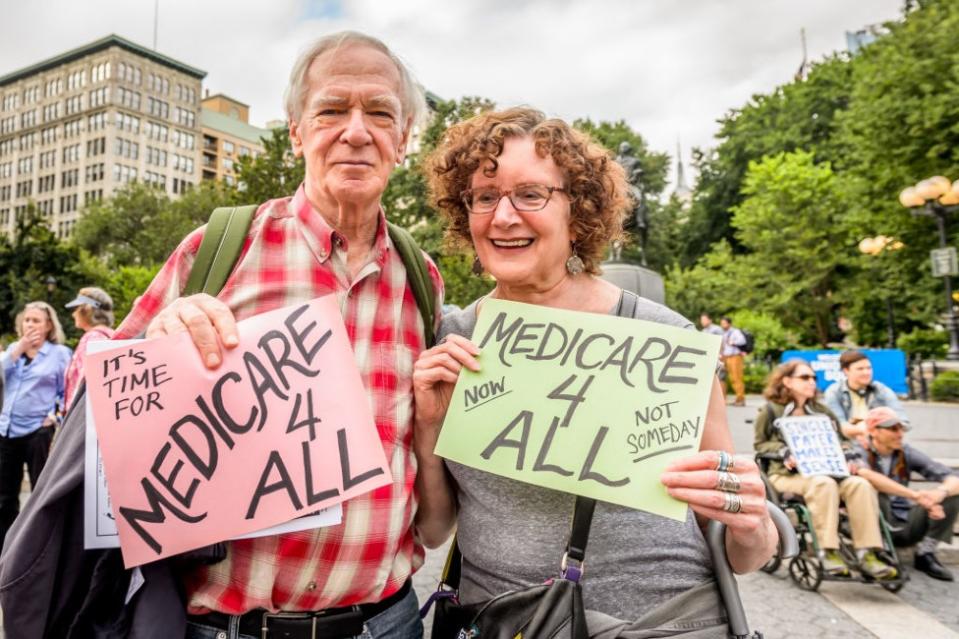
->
[434, 298, 721, 521]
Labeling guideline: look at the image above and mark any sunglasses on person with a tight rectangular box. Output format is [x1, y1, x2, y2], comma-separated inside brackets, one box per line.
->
[790, 374, 817, 381]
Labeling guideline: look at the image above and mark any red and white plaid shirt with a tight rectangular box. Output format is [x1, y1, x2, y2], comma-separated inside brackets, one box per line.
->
[115, 184, 443, 614]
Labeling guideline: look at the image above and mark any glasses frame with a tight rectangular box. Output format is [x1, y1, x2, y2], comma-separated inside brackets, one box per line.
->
[461, 183, 566, 215]
[790, 374, 818, 382]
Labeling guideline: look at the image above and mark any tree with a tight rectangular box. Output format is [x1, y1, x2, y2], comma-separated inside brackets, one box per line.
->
[72, 182, 238, 267]
[682, 55, 855, 267]
[0, 208, 92, 338]
[234, 127, 305, 203]
[667, 152, 854, 346]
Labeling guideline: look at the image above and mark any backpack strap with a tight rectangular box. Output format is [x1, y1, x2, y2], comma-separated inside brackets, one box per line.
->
[387, 222, 436, 347]
[183, 205, 258, 296]
[617, 289, 640, 319]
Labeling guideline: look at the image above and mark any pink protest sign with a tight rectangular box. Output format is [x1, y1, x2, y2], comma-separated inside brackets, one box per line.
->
[85, 295, 391, 567]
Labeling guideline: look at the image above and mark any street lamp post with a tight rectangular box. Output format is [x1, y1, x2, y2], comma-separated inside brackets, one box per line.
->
[858, 235, 903, 349]
[44, 275, 57, 303]
[900, 176, 959, 360]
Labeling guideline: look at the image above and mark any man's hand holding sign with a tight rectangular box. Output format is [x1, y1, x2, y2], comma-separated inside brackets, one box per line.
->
[86, 296, 391, 567]
[414, 298, 775, 574]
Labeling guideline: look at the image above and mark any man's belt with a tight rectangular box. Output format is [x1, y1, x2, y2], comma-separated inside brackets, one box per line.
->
[188, 579, 411, 639]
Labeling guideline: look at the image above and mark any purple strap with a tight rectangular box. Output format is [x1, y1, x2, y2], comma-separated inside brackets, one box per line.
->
[561, 564, 583, 583]
[419, 589, 458, 619]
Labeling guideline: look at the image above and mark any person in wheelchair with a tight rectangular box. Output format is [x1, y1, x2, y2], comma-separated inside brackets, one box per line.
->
[856, 406, 959, 581]
[754, 359, 898, 580]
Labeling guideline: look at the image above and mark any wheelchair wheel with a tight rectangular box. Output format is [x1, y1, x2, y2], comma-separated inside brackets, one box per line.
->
[761, 541, 782, 574]
[789, 555, 823, 592]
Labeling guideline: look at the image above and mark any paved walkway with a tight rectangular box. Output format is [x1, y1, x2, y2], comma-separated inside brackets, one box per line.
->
[414, 397, 959, 639]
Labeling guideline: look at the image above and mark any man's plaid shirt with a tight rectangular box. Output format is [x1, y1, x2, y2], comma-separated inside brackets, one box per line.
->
[115, 185, 443, 614]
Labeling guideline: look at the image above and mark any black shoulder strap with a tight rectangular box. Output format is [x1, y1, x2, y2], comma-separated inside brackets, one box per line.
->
[440, 496, 597, 589]
[183, 205, 258, 296]
[387, 222, 436, 347]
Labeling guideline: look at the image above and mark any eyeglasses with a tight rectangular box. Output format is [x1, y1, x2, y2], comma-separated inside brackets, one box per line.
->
[791, 374, 817, 381]
[461, 183, 566, 214]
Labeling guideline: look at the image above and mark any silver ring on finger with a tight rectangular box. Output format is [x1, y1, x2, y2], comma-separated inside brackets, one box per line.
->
[722, 492, 743, 514]
[716, 471, 742, 494]
[716, 450, 735, 473]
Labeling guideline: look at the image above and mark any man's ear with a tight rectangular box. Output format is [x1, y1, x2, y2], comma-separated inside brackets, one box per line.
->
[289, 118, 304, 158]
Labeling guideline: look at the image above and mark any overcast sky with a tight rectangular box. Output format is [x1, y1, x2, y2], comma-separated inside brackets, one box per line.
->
[1, 0, 905, 189]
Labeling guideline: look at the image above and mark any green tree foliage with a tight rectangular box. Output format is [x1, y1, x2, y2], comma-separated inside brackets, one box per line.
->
[729, 310, 797, 359]
[682, 55, 854, 266]
[0, 208, 94, 338]
[667, 152, 851, 346]
[233, 126, 305, 203]
[73, 182, 238, 267]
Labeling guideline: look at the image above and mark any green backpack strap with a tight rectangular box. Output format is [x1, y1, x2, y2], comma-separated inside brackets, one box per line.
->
[387, 222, 436, 347]
[183, 205, 258, 296]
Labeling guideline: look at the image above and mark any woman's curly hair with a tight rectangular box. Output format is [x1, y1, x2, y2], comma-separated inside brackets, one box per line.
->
[763, 359, 816, 405]
[425, 107, 630, 275]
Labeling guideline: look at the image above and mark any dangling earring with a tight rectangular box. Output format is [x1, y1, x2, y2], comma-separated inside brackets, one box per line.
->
[472, 255, 484, 276]
[565, 244, 585, 275]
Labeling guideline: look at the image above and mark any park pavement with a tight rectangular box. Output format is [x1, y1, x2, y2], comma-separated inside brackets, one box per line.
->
[413, 396, 959, 639]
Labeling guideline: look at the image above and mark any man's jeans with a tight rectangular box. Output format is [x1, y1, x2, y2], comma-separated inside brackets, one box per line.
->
[185, 587, 423, 639]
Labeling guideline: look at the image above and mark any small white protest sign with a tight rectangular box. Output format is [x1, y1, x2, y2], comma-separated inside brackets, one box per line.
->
[776, 415, 849, 478]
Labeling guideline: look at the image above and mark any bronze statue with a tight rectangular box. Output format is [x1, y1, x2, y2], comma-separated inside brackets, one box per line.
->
[615, 141, 649, 265]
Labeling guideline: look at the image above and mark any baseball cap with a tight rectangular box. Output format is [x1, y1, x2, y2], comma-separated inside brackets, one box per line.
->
[64, 294, 103, 309]
[865, 406, 910, 431]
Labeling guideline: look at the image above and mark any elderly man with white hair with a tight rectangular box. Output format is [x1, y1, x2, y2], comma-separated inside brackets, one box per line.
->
[0, 31, 442, 639]
[122, 31, 443, 639]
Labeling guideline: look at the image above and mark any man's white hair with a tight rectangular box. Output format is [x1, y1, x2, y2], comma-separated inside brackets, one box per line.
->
[283, 31, 427, 133]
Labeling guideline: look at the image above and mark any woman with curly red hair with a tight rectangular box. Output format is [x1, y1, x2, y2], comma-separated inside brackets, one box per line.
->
[411, 107, 776, 631]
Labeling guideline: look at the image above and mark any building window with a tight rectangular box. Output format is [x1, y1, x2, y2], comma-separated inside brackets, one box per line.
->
[174, 107, 195, 128]
[85, 163, 105, 182]
[222, 157, 234, 172]
[84, 189, 103, 205]
[67, 69, 86, 91]
[86, 137, 106, 157]
[172, 129, 195, 150]
[37, 174, 55, 193]
[1, 93, 19, 111]
[115, 112, 140, 133]
[91, 62, 111, 83]
[63, 118, 82, 138]
[172, 154, 194, 174]
[113, 163, 138, 184]
[16, 180, 33, 198]
[17, 157, 33, 175]
[0, 116, 15, 135]
[20, 110, 36, 129]
[0, 162, 10, 178]
[59, 193, 78, 213]
[88, 111, 107, 131]
[148, 98, 170, 119]
[42, 102, 62, 122]
[117, 87, 141, 111]
[146, 146, 168, 167]
[40, 126, 57, 145]
[118, 62, 141, 85]
[114, 137, 139, 160]
[0, 186, 10, 202]
[223, 141, 235, 155]
[62, 144, 80, 163]
[61, 168, 79, 188]
[44, 77, 64, 98]
[38, 150, 56, 169]
[89, 86, 110, 108]
[19, 133, 36, 152]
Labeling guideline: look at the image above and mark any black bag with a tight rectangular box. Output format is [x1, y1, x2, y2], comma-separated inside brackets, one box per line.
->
[422, 497, 595, 639]
[740, 329, 755, 354]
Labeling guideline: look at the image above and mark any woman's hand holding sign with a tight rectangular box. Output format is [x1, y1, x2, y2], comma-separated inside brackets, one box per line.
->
[412, 334, 481, 439]
[661, 450, 777, 574]
[411, 334, 480, 548]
